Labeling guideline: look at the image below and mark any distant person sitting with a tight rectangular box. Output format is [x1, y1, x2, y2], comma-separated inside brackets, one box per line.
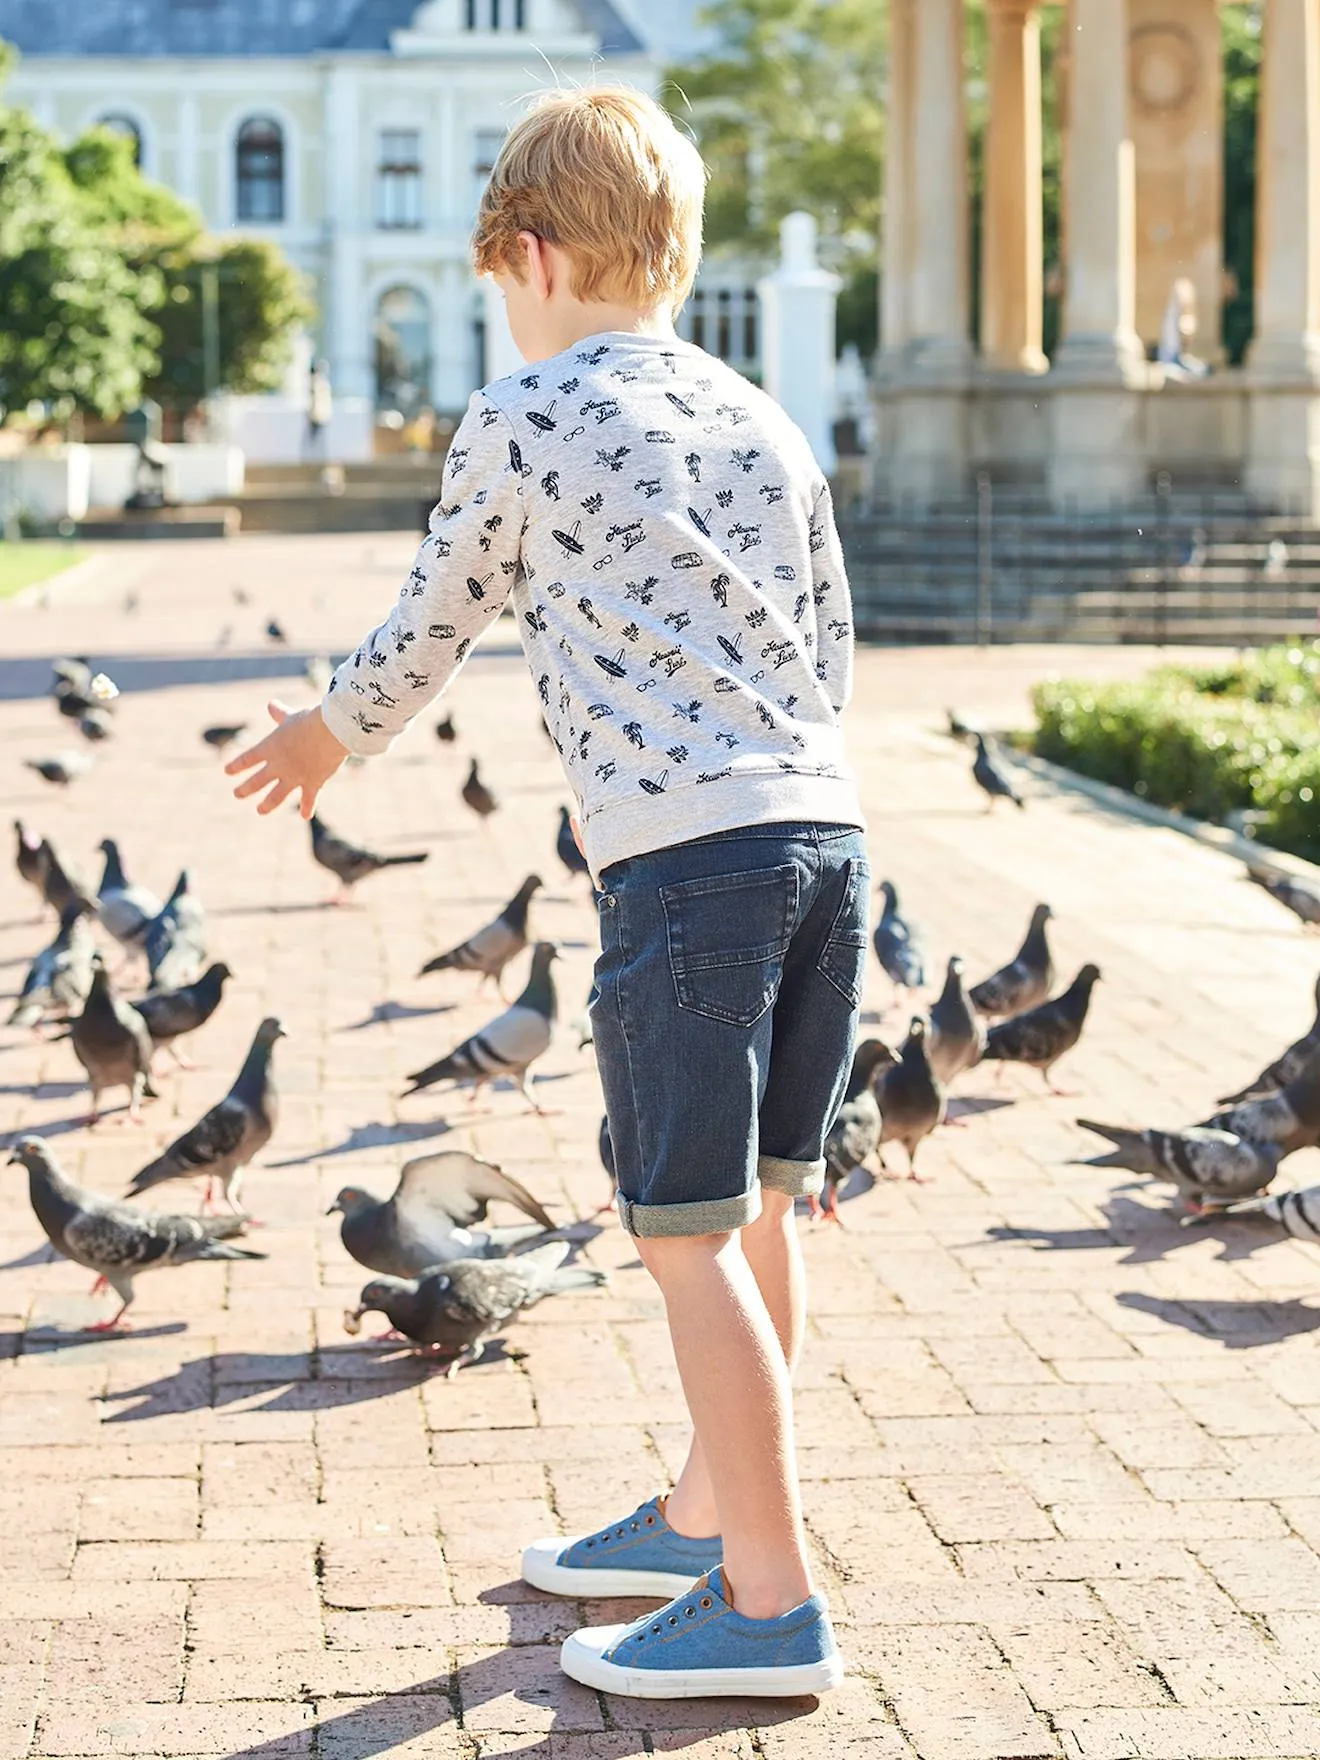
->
[306, 359, 333, 456]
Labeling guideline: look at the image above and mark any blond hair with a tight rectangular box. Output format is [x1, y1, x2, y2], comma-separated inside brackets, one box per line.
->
[472, 87, 707, 309]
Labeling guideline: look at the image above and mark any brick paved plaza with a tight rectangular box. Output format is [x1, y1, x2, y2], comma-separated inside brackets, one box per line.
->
[4, 536, 1320, 1760]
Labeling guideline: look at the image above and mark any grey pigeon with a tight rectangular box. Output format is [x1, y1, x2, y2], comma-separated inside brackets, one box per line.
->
[265, 617, 287, 644]
[1075, 1120, 1284, 1215]
[598, 1114, 617, 1214]
[972, 732, 1024, 809]
[1218, 973, 1320, 1104]
[969, 903, 1054, 1020]
[872, 880, 926, 994]
[78, 709, 114, 743]
[556, 807, 590, 881]
[927, 955, 987, 1084]
[403, 942, 558, 1113]
[309, 813, 429, 904]
[9, 900, 96, 1029]
[435, 712, 457, 744]
[419, 875, 542, 995]
[1226, 1184, 1320, 1241]
[52, 659, 118, 720]
[96, 839, 164, 953]
[25, 752, 93, 786]
[327, 1149, 556, 1277]
[1196, 1045, 1320, 1157]
[14, 819, 48, 909]
[9, 1134, 265, 1331]
[342, 1241, 607, 1373]
[125, 1016, 285, 1213]
[144, 869, 207, 990]
[981, 964, 1101, 1092]
[462, 758, 498, 819]
[1247, 864, 1320, 929]
[817, 1038, 894, 1221]
[70, 959, 156, 1124]
[37, 837, 91, 919]
[874, 1016, 946, 1180]
[135, 962, 232, 1067]
[202, 723, 247, 752]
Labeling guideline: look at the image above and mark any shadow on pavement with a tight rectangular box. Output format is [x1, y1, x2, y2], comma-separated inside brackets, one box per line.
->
[982, 1192, 1287, 1266]
[339, 1000, 457, 1031]
[1116, 1289, 1320, 1348]
[267, 1118, 455, 1166]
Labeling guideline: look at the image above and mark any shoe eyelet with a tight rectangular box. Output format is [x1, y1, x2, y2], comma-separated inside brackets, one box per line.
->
[584, 1540, 594, 1549]
[652, 1623, 662, 1634]
[668, 1615, 679, 1625]
[700, 1596, 712, 1608]
[644, 1514, 655, 1525]
[631, 1521, 639, 1530]
[684, 1606, 696, 1617]
[616, 1527, 625, 1536]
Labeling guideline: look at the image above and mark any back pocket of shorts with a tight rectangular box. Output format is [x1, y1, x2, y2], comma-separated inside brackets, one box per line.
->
[817, 856, 870, 1007]
[660, 865, 797, 1026]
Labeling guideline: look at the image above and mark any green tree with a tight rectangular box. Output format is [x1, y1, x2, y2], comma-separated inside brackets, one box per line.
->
[1222, 3, 1261, 365]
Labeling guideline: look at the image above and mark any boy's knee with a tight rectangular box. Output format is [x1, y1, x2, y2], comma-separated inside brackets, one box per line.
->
[636, 1231, 734, 1275]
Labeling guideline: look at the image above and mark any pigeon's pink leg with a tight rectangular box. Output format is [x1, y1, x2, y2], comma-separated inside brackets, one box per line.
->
[86, 1300, 131, 1332]
[88, 1275, 108, 1295]
[168, 1044, 196, 1072]
[369, 1328, 408, 1343]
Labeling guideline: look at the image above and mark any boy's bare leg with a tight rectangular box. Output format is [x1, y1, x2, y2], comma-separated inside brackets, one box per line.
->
[637, 1202, 813, 1621]
[662, 1190, 804, 1539]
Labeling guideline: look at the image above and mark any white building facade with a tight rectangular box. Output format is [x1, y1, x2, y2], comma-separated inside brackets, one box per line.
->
[0, 0, 705, 418]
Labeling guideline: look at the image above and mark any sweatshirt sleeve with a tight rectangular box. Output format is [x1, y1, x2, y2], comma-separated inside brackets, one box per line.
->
[320, 391, 526, 756]
[809, 479, 855, 715]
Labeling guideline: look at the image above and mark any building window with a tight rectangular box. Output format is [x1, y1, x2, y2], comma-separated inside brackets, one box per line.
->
[377, 129, 423, 230]
[375, 285, 431, 417]
[465, 0, 526, 28]
[473, 127, 505, 210]
[236, 116, 285, 223]
[96, 113, 143, 168]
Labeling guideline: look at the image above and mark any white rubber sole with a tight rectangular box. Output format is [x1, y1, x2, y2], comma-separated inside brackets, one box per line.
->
[560, 1625, 845, 1698]
[521, 1540, 703, 1599]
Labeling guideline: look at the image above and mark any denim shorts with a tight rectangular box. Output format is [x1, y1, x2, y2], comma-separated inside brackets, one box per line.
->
[590, 822, 869, 1238]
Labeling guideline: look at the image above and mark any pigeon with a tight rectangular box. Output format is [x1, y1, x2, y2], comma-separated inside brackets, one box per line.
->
[598, 1113, 617, 1214]
[946, 709, 976, 742]
[1075, 1120, 1284, 1215]
[872, 880, 926, 995]
[403, 941, 558, 1113]
[461, 758, 498, 819]
[53, 660, 118, 721]
[815, 1038, 894, 1222]
[70, 959, 157, 1124]
[96, 839, 164, 954]
[980, 964, 1101, 1092]
[342, 1241, 607, 1373]
[37, 837, 92, 920]
[14, 819, 48, 908]
[927, 955, 987, 1084]
[143, 870, 207, 990]
[969, 904, 1054, 1020]
[125, 1016, 285, 1214]
[265, 617, 287, 644]
[25, 752, 93, 786]
[327, 1150, 556, 1277]
[1247, 865, 1320, 929]
[8, 900, 97, 1029]
[9, 1135, 265, 1331]
[972, 732, 1024, 810]
[1196, 1045, 1320, 1158]
[1226, 1184, 1320, 1241]
[304, 655, 333, 695]
[874, 1016, 945, 1179]
[556, 807, 590, 882]
[78, 709, 114, 743]
[1218, 974, 1320, 1104]
[202, 723, 247, 752]
[418, 875, 542, 996]
[435, 712, 457, 744]
[233, 585, 251, 606]
[309, 814, 429, 904]
[135, 962, 232, 1067]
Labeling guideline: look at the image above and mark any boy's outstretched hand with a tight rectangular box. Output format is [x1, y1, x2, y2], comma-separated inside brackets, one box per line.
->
[225, 700, 349, 818]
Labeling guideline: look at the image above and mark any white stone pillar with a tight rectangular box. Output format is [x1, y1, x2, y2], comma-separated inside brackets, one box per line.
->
[905, 0, 971, 373]
[1054, 0, 1143, 378]
[482, 276, 527, 384]
[982, 0, 1047, 373]
[880, 0, 914, 359]
[1246, 0, 1320, 513]
[324, 68, 371, 401]
[758, 213, 842, 474]
[176, 94, 199, 209]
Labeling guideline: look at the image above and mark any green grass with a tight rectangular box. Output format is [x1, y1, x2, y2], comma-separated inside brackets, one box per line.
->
[0, 542, 86, 601]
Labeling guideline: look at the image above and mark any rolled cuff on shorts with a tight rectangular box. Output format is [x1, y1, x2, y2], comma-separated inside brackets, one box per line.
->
[759, 1154, 827, 1198]
[617, 1186, 762, 1238]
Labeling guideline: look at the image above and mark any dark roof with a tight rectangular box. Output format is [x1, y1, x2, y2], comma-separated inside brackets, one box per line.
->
[0, 0, 645, 58]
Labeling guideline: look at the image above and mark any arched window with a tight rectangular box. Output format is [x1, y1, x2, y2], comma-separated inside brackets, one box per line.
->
[97, 113, 143, 168]
[465, 0, 526, 28]
[236, 117, 285, 223]
[374, 286, 431, 417]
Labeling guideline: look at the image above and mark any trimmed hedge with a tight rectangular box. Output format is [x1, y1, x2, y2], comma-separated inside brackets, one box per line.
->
[1031, 649, 1320, 863]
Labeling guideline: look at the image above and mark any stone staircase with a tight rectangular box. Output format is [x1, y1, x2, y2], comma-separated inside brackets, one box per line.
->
[841, 493, 1320, 644]
[221, 458, 445, 534]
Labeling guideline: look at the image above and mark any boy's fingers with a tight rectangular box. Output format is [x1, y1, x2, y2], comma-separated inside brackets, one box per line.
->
[257, 780, 294, 817]
[268, 700, 291, 725]
[233, 763, 279, 801]
[224, 742, 266, 777]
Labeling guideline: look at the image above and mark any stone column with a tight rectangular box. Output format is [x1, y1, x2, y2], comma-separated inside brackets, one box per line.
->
[906, 0, 971, 373]
[1246, 0, 1320, 513]
[982, 0, 1047, 372]
[880, 0, 914, 360]
[758, 212, 842, 474]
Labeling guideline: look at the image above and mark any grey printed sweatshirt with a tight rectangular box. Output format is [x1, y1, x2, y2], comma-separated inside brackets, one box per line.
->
[321, 331, 863, 876]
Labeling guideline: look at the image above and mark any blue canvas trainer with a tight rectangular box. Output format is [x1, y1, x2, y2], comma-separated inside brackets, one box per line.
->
[521, 1495, 722, 1598]
[558, 1564, 844, 1698]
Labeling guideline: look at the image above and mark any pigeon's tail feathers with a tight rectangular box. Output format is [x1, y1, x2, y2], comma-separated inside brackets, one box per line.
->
[1074, 1119, 1158, 1176]
[124, 1153, 189, 1196]
[379, 852, 429, 868]
[1261, 1186, 1320, 1241]
[200, 1214, 256, 1244]
[402, 1051, 462, 1094]
[419, 948, 464, 976]
[546, 1264, 609, 1295]
[186, 1237, 269, 1264]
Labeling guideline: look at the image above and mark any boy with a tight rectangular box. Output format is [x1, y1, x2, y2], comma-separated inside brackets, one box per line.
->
[227, 86, 866, 1700]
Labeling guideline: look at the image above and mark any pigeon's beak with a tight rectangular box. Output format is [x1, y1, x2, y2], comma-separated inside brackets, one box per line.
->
[325, 1200, 342, 1216]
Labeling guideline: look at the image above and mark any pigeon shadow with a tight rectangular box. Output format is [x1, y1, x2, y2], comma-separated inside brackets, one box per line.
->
[0, 1113, 98, 1149]
[266, 1118, 455, 1167]
[213, 1647, 816, 1760]
[0, 1321, 189, 1353]
[0, 1080, 86, 1100]
[1116, 1289, 1320, 1349]
[208, 901, 337, 919]
[339, 1001, 457, 1031]
[0, 1243, 58, 1271]
[982, 1192, 1287, 1267]
[945, 1095, 1017, 1123]
[101, 1351, 433, 1422]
